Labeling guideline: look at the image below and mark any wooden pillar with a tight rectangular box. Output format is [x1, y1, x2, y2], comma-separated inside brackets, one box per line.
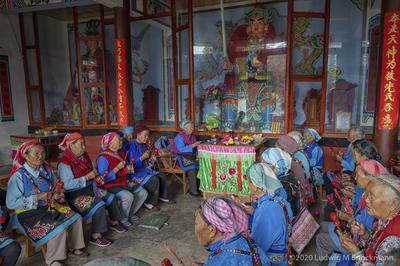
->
[114, 0, 133, 126]
[373, 0, 400, 166]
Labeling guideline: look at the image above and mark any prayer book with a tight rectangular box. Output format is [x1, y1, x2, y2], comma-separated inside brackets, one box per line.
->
[138, 213, 170, 231]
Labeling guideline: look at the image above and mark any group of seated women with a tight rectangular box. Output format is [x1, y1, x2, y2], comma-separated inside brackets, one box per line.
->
[1, 125, 399, 266]
[195, 127, 400, 266]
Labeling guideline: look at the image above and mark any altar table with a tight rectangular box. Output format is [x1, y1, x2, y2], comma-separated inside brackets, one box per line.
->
[197, 142, 264, 196]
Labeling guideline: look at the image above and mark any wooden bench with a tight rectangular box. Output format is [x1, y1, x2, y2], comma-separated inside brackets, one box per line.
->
[156, 156, 189, 195]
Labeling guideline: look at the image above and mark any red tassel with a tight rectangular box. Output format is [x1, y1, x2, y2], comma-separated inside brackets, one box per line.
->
[237, 155, 242, 191]
[211, 155, 217, 189]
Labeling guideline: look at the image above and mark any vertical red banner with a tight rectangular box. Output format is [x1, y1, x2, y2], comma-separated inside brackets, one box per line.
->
[0, 57, 14, 121]
[115, 38, 128, 126]
[378, 11, 400, 130]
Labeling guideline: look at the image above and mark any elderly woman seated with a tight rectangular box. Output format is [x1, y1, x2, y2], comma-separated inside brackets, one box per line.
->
[193, 197, 270, 266]
[303, 128, 324, 186]
[97, 132, 148, 228]
[316, 159, 387, 263]
[276, 135, 313, 204]
[171, 120, 202, 197]
[338, 173, 400, 265]
[58, 133, 127, 244]
[126, 125, 171, 210]
[245, 163, 293, 265]
[6, 141, 87, 266]
[323, 127, 365, 196]
[261, 147, 300, 216]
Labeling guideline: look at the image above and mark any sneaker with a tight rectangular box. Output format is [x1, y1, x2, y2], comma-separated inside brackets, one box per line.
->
[120, 220, 133, 228]
[144, 203, 154, 209]
[110, 223, 127, 233]
[90, 235, 112, 247]
[129, 215, 140, 223]
[159, 197, 176, 204]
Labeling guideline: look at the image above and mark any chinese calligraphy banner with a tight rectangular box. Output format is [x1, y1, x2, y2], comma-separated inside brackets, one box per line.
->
[0, 56, 14, 121]
[378, 11, 400, 130]
[115, 38, 128, 126]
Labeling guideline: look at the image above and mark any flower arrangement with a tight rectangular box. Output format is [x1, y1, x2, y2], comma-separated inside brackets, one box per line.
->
[203, 83, 226, 102]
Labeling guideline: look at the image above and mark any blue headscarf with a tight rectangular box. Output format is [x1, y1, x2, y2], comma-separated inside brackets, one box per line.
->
[123, 126, 134, 135]
[304, 128, 321, 142]
[261, 148, 292, 177]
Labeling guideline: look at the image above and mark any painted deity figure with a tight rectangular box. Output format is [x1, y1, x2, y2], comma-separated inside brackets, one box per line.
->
[222, 5, 285, 133]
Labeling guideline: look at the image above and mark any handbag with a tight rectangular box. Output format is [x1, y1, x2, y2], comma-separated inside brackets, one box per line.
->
[290, 207, 320, 254]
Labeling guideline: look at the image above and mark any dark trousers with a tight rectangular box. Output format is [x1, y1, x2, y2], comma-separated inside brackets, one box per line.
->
[187, 169, 199, 194]
[0, 241, 21, 266]
[105, 197, 124, 222]
[323, 172, 334, 195]
[143, 173, 168, 205]
[91, 205, 108, 234]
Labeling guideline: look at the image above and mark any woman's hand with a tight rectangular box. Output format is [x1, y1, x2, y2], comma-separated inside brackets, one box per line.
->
[86, 169, 98, 181]
[337, 230, 359, 254]
[36, 192, 50, 201]
[335, 209, 351, 221]
[350, 220, 369, 239]
[192, 141, 202, 148]
[230, 195, 254, 215]
[114, 161, 126, 172]
[336, 152, 343, 162]
[141, 150, 150, 161]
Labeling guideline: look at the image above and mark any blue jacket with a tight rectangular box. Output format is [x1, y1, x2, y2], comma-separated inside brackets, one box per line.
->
[205, 234, 271, 266]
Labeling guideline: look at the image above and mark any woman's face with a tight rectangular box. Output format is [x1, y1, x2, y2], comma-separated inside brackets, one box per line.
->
[136, 130, 150, 143]
[185, 123, 194, 135]
[355, 166, 369, 189]
[109, 135, 122, 150]
[70, 138, 86, 156]
[24, 145, 46, 168]
[194, 209, 214, 247]
[352, 149, 365, 165]
[365, 182, 393, 219]
[248, 180, 259, 196]
[303, 133, 314, 145]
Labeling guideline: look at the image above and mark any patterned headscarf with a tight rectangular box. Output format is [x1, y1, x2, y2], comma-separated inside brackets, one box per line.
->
[9, 140, 40, 177]
[247, 163, 283, 195]
[58, 132, 83, 151]
[288, 131, 304, 148]
[201, 197, 248, 242]
[360, 160, 388, 176]
[277, 135, 300, 155]
[262, 148, 292, 176]
[101, 132, 117, 150]
[304, 128, 322, 142]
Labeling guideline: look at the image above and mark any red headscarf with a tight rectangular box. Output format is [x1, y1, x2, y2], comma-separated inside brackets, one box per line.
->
[101, 132, 117, 150]
[360, 159, 388, 176]
[9, 140, 40, 178]
[58, 132, 83, 151]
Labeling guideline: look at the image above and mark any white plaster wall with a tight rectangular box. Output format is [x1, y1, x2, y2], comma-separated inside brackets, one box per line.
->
[0, 14, 29, 165]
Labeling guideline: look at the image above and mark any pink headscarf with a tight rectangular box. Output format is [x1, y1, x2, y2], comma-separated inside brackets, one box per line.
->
[360, 159, 388, 176]
[9, 140, 40, 178]
[101, 132, 117, 150]
[58, 132, 83, 151]
[277, 135, 300, 155]
[201, 197, 249, 242]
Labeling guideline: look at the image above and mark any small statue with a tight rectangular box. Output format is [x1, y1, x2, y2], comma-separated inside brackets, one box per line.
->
[108, 104, 118, 125]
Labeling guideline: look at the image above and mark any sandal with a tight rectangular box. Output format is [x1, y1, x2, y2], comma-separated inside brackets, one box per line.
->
[68, 249, 89, 258]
